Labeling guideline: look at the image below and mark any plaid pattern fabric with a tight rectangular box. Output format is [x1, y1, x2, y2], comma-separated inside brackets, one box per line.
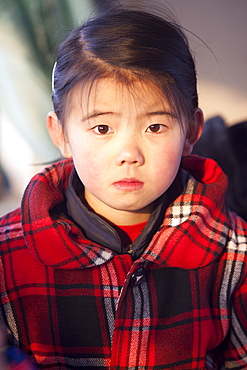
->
[1, 155, 247, 369]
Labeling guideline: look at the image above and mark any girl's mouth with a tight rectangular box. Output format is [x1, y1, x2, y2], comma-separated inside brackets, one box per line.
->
[113, 179, 144, 191]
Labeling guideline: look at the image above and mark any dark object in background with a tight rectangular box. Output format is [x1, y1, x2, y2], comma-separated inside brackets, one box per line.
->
[193, 116, 247, 221]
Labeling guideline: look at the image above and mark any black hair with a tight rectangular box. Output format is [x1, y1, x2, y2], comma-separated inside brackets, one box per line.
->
[52, 9, 198, 132]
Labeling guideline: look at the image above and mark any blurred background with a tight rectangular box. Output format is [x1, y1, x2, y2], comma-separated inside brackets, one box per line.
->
[0, 0, 247, 216]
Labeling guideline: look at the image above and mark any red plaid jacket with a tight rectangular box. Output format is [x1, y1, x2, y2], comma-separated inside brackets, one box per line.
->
[1, 155, 247, 369]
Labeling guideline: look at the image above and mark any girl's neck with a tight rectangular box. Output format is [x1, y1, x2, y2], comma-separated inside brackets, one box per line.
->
[84, 190, 154, 226]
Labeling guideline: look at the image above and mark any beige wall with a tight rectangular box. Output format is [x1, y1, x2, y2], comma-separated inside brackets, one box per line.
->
[142, 0, 247, 125]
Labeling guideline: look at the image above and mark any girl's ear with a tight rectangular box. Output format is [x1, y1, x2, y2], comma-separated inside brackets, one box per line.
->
[182, 108, 204, 156]
[46, 112, 72, 158]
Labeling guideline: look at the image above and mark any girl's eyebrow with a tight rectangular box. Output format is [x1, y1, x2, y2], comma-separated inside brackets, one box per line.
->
[81, 110, 117, 122]
[145, 110, 174, 117]
[81, 109, 174, 122]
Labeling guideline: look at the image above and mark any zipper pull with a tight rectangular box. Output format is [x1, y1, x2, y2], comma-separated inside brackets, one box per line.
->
[127, 244, 133, 254]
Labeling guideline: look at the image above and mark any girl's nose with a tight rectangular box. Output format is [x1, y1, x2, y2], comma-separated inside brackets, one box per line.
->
[115, 141, 144, 166]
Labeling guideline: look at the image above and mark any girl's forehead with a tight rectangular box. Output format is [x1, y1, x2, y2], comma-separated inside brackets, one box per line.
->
[72, 77, 170, 111]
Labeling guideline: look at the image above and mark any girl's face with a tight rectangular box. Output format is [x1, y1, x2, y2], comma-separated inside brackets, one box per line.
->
[48, 78, 202, 225]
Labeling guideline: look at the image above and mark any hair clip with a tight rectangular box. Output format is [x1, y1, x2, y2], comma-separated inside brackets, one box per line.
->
[51, 62, 57, 93]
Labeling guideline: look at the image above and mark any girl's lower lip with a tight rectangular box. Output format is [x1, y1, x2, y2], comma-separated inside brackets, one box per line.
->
[113, 181, 144, 191]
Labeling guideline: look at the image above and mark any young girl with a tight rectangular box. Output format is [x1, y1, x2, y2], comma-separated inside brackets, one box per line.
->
[1, 7, 247, 370]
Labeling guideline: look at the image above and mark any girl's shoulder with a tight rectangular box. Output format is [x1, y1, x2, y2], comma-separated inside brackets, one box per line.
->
[229, 210, 247, 238]
[0, 207, 23, 245]
[0, 206, 21, 228]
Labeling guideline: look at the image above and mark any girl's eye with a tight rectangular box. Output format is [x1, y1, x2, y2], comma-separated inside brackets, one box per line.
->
[146, 124, 166, 133]
[93, 125, 113, 135]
